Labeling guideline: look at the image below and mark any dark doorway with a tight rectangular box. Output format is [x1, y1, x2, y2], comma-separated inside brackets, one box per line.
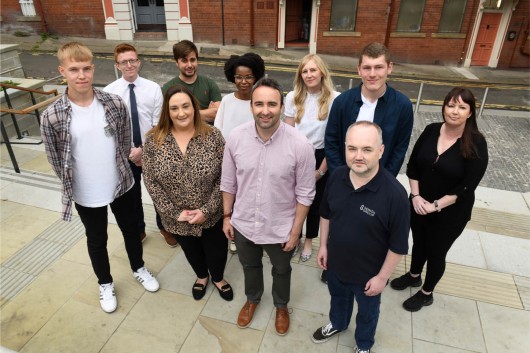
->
[285, 0, 312, 47]
[134, 0, 166, 31]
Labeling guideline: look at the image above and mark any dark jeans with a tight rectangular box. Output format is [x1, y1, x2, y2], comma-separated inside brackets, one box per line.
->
[129, 162, 145, 233]
[302, 148, 327, 239]
[410, 213, 467, 292]
[173, 219, 227, 283]
[75, 188, 144, 285]
[327, 269, 380, 351]
[234, 228, 294, 308]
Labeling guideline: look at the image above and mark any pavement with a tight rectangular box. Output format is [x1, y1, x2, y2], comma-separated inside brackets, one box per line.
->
[1, 34, 530, 353]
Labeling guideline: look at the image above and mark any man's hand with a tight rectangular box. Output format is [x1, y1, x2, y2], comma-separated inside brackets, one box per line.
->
[317, 246, 328, 270]
[282, 232, 300, 252]
[222, 217, 234, 240]
[129, 146, 142, 166]
[364, 274, 387, 296]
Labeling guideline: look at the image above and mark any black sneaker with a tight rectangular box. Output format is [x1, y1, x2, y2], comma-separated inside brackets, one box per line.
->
[403, 290, 433, 312]
[312, 323, 342, 343]
[390, 272, 422, 290]
[320, 270, 327, 284]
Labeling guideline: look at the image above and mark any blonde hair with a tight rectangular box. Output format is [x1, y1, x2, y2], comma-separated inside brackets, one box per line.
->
[57, 42, 93, 65]
[292, 54, 334, 124]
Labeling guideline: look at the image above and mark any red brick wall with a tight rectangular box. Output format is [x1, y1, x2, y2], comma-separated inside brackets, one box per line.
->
[497, 0, 530, 68]
[190, 0, 277, 47]
[41, 0, 105, 37]
[0, 0, 45, 34]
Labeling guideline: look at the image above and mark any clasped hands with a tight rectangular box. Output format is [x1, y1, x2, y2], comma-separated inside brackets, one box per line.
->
[178, 209, 206, 224]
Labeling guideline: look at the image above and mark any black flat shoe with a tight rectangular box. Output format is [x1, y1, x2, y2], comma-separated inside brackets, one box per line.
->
[215, 282, 233, 301]
[192, 279, 208, 300]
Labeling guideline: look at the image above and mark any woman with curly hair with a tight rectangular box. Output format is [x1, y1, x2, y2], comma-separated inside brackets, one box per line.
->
[214, 52, 265, 140]
[215, 52, 265, 254]
[284, 54, 339, 262]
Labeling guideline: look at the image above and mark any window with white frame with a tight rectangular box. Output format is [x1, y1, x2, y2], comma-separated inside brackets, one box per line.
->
[329, 0, 358, 31]
[19, 0, 36, 16]
[396, 0, 426, 32]
[438, 0, 467, 33]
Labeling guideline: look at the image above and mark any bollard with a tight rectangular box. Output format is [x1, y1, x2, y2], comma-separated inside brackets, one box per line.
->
[478, 87, 489, 119]
[415, 82, 424, 114]
[349, 78, 353, 90]
[114, 66, 119, 80]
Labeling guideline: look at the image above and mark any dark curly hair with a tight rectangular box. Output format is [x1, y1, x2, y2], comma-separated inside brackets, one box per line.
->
[224, 52, 265, 83]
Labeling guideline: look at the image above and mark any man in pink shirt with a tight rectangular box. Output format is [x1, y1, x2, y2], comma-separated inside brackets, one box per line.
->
[221, 78, 315, 336]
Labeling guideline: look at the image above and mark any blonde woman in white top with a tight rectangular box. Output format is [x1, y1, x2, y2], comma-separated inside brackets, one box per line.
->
[285, 54, 340, 262]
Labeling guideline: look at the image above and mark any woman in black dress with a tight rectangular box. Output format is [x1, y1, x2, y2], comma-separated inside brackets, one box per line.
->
[390, 87, 488, 312]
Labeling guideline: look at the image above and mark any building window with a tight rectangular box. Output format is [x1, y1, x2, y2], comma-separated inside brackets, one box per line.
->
[438, 0, 467, 33]
[483, 0, 503, 9]
[329, 0, 358, 31]
[396, 0, 426, 32]
[19, 0, 36, 16]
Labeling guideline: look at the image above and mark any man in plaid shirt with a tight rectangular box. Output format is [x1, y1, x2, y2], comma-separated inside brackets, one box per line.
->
[41, 42, 159, 313]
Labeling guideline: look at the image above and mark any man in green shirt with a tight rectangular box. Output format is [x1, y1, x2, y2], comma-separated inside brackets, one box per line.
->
[162, 40, 221, 123]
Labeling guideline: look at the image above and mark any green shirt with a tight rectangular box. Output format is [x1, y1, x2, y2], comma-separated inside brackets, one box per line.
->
[162, 75, 221, 110]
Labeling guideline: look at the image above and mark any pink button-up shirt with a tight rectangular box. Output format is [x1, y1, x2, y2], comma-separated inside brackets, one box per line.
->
[221, 121, 316, 244]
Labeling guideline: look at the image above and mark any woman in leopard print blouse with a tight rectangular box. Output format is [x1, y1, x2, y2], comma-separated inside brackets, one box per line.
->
[143, 85, 233, 301]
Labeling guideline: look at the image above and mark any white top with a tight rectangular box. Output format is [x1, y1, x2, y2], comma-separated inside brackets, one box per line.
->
[70, 98, 119, 207]
[284, 90, 340, 149]
[214, 93, 253, 139]
[104, 76, 163, 145]
[356, 93, 378, 122]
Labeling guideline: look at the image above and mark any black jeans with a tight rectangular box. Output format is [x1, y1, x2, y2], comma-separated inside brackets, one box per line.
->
[75, 188, 144, 284]
[173, 219, 227, 283]
[129, 162, 145, 233]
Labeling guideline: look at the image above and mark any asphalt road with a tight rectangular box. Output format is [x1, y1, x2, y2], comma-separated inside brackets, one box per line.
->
[19, 52, 530, 110]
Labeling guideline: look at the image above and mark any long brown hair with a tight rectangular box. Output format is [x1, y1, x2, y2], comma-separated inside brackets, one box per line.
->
[442, 87, 484, 159]
[147, 85, 212, 146]
[292, 54, 335, 124]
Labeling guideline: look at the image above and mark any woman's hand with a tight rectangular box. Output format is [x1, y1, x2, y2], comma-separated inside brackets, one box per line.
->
[187, 209, 206, 225]
[177, 210, 193, 222]
[412, 196, 436, 215]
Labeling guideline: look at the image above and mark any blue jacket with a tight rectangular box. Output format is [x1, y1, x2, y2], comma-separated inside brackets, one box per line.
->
[325, 84, 413, 176]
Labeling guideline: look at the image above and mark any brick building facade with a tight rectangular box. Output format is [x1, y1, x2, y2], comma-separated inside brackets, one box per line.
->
[1, 0, 527, 68]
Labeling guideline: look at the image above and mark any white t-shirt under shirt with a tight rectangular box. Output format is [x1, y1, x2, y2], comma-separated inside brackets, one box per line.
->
[356, 93, 378, 122]
[284, 90, 340, 149]
[70, 97, 119, 207]
[214, 93, 253, 139]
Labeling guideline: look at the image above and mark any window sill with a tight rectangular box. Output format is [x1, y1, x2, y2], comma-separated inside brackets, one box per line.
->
[16, 16, 41, 22]
[323, 31, 361, 37]
[431, 33, 466, 39]
[390, 32, 427, 38]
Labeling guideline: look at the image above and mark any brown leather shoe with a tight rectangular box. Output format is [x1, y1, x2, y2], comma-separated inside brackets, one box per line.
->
[140, 232, 147, 242]
[275, 307, 289, 336]
[160, 229, 178, 248]
[237, 300, 258, 328]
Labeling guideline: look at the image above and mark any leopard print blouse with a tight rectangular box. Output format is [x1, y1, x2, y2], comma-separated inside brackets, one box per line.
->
[142, 127, 224, 236]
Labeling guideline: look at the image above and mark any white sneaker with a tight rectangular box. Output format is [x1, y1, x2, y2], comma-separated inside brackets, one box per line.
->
[99, 283, 117, 313]
[133, 266, 160, 292]
[229, 241, 237, 254]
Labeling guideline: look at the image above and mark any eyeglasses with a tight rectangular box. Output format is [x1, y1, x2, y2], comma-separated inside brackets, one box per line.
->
[234, 75, 255, 81]
[117, 59, 140, 67]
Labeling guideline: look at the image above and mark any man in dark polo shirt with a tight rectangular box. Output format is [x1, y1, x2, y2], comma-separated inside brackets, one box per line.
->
[311, 121, 410, 353]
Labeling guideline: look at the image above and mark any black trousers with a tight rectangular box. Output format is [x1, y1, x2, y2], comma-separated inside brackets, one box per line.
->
[173, 219, 228, 283]
[304, 148, 328, 239]
[129, 162, 146, 233]
[409, 212, 467, 292]
[75, 188, 144, 285]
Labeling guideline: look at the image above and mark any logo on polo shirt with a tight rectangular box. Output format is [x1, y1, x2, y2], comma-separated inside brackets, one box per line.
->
[360, 204, 375, 217]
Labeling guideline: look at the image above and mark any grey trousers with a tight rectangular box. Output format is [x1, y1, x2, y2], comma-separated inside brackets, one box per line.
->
[234, 228, 294, 308]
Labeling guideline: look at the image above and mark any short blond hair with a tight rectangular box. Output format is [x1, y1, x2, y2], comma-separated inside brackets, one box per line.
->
[58, 42, 93, 64]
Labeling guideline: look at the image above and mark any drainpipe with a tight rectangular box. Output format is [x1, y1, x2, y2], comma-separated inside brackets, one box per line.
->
[250, 0, 255, 47]
[34, 0, 48, 33]
[274, 0, 279, 50]
[384, 0, 394, 47]
[221, 0, 225, 45]
[459, 0, 478, 67]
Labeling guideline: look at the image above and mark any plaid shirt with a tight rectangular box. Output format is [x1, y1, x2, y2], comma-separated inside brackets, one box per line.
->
[41, 88, 134, 221]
